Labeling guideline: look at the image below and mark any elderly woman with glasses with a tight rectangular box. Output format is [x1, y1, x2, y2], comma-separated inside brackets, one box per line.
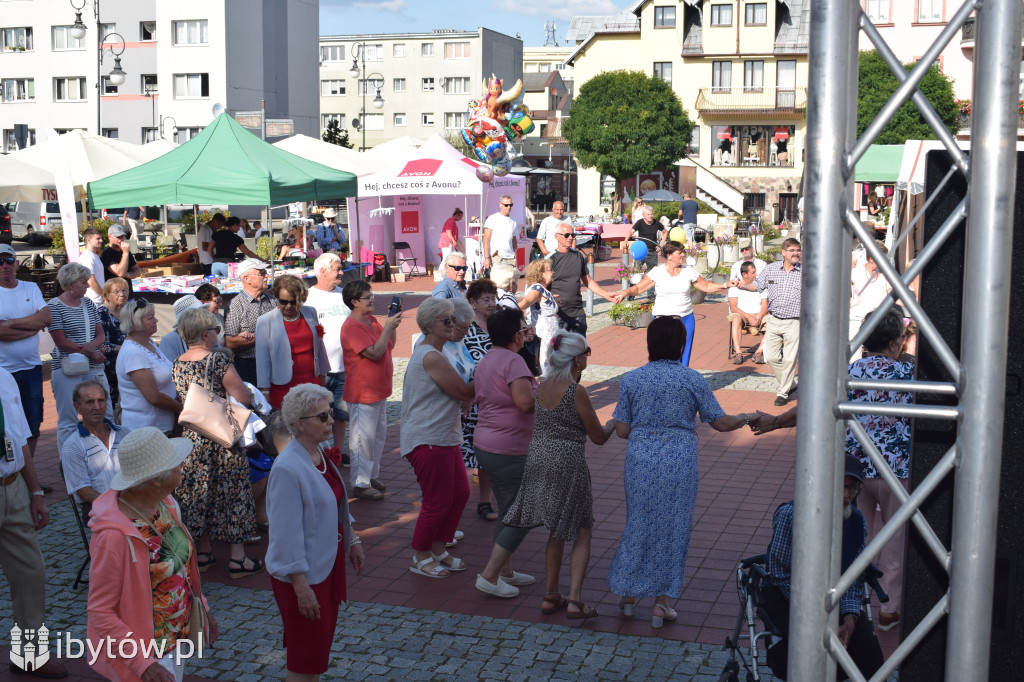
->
[266, 383, 363, 682]
[607, 316, 754, 627]
[402, 297, 475, 578]
[255, 275, 330, 410]
[116, 297, 182, 435]
[48, 262, 111, 445]
[341, 280, 402, 501]
[173, 308, 263, 579]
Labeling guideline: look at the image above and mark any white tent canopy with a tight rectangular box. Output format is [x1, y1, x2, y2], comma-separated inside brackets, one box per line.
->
[11, 130, 146, 194]
[272, 134, 392, 175]
[0, 154, 63, 202]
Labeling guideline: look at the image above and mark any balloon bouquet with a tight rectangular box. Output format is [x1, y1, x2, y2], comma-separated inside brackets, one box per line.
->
[462, 74, 535, 182]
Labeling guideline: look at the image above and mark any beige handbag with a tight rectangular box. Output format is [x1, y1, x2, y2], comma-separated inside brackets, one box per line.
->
[179, 354, 251, 448]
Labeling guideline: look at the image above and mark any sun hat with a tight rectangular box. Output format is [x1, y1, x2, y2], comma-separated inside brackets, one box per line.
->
[739, 239, 753, 250]
[109, 427, 193, 490]
[173, 294, 206, 320]
[323, 208, 337, 219]
[236, 258, 269, 278]
[107, 225, 127, 239]
[844, 454, 865, 483]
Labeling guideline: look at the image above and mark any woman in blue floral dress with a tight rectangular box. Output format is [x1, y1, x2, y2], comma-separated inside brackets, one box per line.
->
[608, 316, 755, 627]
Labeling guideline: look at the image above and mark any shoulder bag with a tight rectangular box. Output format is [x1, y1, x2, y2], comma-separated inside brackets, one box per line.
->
[179, 353, 252, 448]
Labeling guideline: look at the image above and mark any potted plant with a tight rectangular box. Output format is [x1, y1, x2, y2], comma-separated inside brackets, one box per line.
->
[764, 246, 783, 262]
[749, 223, 765, 253]
[609, 299, 654, 328]
[723, 233, 740, 262]
[705, 262, 732, 285]
[615, 260, 646, 287]
[707, 235, 724, 270]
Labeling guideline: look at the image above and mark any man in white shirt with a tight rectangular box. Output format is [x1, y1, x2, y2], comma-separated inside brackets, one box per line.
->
[0, 243, 51, 460]
[79, 227, 106, 305]
[729, 240, 767, 280]
[197, 212, 224, 276]
[59, 380, 126, 505]
[728, 260, 769, 364]
[0, 366, 68, 679]
[305, 252, 350, 463]
[482, 195, 518, 271]
[534, 201, 566, 258]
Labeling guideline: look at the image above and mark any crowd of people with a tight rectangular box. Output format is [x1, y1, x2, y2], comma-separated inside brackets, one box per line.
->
[0, 195, 912, 681]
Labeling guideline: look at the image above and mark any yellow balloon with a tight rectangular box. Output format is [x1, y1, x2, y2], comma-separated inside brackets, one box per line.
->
[668, 226, 687, 244]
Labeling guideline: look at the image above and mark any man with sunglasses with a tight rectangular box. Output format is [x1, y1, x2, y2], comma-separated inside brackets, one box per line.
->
[482, 195, 519, 272]
[100, 225, 142, 296]
[432, 251, 469, 299]
[549, 222, 618, 336]
[224, 259, 275, 385]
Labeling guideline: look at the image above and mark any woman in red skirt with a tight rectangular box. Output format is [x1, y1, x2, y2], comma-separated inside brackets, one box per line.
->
[266, 383, 364, 680]
[256, 275, 330, 409]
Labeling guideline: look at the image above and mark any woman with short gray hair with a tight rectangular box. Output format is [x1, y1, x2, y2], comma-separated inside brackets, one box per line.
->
[49, 262, 110, 446]
[267, 383, 363, 680]
[117, 298, 181, 434]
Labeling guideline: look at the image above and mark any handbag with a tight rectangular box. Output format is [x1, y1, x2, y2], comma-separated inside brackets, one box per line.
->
[179, 354, 252, 448]
[62, 305, 97, 376]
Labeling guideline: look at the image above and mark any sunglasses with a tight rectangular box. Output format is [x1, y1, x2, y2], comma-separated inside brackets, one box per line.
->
[439, 316, 455, 326]
[277, 297, 297, 307]
[501, 203, 513, 207]
[448, 264, 468, 272]
[556, 233, 576, 239]
[0, 256, 16, 265]
[205, 326, 222, 335]
[299, 411, 332, 423]
[134, 298, 150, 310]
[579, 347, 592, 357]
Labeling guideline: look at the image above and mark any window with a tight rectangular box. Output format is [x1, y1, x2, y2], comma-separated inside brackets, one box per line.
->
[358, 79, 382, 96]
[776, 60, 796, 106]
[322, 113, 346, 129]
[743, 192, 766, 213]
[102, 128, 118, 139]
[422, 113, 435, 126]
[1, 78, 35, 102]
[422, 78, 435, 91]
[689, 126, 700, 155]
[99, 23, 116, 36]
[393, 43, 405, 57]
[445, 112, 468, 129]
[712, 125, 793, 166]
[101, 76, 120, 95]
[321, 79, 345, 96]
[442, 77, 470, 94]
[3, 127, 36, 153]
[142, 74, 158, 95]
[320, 45, 344, 62]
[140, 21, 156, 41]
[54, 77, 87, 101]
[654, 62, 672, 84]
[173, 20, 208, 46]
[654, 7, 676, 27]
[712, 61, 732, 91]
[865, 0, 890, 23]
[359, 43, 383, 61]
[142, 127, 159, 143]
[539, 63, 551, 72]
[744, 60, 764, 91]
[394, 113, 406, 127]
[362, 113, 384, 130]
[745, 3, 767, 25]
[393, 78, 406, 92]
[918, 0, 942, 22]
[52, 26, 85, 51]
[2, 27, 33, 51]
[444, 42, 470, 59]
[710, 5, 733, 26]
[173, 73, 210, 99]
[421, 42, 434, 57]
[175, 127, 202, 144]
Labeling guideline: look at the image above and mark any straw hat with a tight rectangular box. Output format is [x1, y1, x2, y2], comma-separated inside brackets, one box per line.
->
[323, 208, 337, 219]
[110, 427, 193, 490]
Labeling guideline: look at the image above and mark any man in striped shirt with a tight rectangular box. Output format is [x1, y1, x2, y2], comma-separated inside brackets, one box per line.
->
[59, 380, 127, 507]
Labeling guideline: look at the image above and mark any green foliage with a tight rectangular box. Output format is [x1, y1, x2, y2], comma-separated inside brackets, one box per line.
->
[322, 120, 353, 148]
[563, 70, 693, 187]
[857, 50, 960, 144]
[609, 300, 653, 325]
[443, 130, 474, 159]
[255, 236, 274, 262]
[178, 209, 231, 234]
[49, 217, 115, 256]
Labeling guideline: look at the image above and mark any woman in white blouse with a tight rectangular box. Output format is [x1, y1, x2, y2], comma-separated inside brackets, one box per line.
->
[116, 298, 182, 434]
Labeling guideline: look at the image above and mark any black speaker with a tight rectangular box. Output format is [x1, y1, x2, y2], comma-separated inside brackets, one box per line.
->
[902, 149, 1024, 680]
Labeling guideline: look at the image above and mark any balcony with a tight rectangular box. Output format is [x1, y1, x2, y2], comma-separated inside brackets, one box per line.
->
[695, 87, 808, 118]
[961, 16, 1024, 59]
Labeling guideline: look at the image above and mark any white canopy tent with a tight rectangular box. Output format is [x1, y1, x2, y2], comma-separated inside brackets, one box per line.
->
[0, 154, 64, 202]
[272, 134, 393, 175]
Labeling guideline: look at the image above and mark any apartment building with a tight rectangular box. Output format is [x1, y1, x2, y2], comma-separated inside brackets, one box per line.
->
[566, 0, 809, 221]
[0, 0, 318, 151]
[524, 46, 573, 76]
[318, 28, 522, 150]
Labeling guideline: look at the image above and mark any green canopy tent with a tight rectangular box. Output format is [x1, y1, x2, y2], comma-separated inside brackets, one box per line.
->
[87, 113, 358, 267]
[854, 144, 904, 183]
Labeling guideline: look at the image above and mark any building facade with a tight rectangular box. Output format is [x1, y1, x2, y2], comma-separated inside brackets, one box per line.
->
[567, 0, 809, 221]
[0, 0, 318, 151]
[524, 46, 573, 76]
[318, 28, 522, 150]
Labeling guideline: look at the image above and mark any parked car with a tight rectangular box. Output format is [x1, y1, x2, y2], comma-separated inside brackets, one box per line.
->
[0, 204, 11, 244]
[3, 202, 83, 245]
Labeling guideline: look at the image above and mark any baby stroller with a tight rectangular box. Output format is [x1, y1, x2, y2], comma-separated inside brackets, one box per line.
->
[717, 554, 888, 682]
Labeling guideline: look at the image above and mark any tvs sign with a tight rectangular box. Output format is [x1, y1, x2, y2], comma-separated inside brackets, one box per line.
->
[398, 159, 443, 177]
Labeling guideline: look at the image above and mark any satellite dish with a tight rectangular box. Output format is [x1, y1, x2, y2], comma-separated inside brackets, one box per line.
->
[212, 103, 225, 117]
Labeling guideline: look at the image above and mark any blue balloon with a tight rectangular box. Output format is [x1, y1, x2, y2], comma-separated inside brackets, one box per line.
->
[630, 241, 648, 260]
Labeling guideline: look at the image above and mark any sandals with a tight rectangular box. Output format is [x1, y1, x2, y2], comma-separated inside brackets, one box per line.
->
[228, 557, 264, 579]
[197, 552, 216, 573]
[410, 555, 450, 579]
[566, 599, 599, 620]
[541, 592, 568, 615]
[477, 502, 498, 521]
[618, 598, 636, 617]
[651, 603, 678, 628]
[430, 550, 467, 572]
[353, 486, 385, 501]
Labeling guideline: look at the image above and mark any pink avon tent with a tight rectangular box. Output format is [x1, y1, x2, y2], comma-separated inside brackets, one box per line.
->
[350, 134, 527, 272]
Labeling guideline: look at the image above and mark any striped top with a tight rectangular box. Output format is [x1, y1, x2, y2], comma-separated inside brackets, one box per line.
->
[47, 297, 103, 372]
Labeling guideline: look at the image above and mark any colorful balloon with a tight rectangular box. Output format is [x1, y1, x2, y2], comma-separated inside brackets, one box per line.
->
[476, 165, 495, 183]
[630, 241, 648, 260]
[668, 226, 687, 244]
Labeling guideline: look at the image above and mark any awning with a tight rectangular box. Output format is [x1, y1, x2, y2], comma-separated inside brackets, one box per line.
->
[854, 144, 905, 183]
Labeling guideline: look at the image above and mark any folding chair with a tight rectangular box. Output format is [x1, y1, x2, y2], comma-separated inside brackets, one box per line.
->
[58, 463, 91, 589]
[392, 241, 418, 276]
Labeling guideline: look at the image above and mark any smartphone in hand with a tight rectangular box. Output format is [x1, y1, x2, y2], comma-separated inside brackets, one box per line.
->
[388, 296, 403, 317]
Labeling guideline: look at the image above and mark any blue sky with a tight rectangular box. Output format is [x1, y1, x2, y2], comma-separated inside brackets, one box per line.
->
[320, 0, 624, 47]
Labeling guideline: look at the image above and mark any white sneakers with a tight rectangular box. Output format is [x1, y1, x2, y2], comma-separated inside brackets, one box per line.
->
[475, 574, 520, 598]
[501, 571, 536, 586]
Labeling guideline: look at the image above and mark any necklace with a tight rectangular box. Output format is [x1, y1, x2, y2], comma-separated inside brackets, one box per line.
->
[283, 313, 301, 322]
[314, 451, 327, 473]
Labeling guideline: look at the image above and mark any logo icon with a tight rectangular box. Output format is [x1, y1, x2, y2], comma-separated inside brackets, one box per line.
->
[10, 623, 51, 672]
[397, 159, 442, 177]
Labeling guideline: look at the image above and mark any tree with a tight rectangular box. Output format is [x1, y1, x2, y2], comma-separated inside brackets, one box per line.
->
[562, 70, 693, 214]
[857, 50, 960, 144]
[322, 119, 353, 148]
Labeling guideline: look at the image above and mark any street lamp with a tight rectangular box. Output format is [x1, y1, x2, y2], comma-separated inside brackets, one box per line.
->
[349, 42, 384, 150]
[68, 1, 129, 136]
[160, 116, 177, 141]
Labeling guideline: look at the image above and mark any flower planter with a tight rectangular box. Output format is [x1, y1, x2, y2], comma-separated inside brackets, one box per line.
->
[695, 256, 708, 273]
[690, 288, 707, 305]
[711, 273, 729, 285]
[752, 234, 765, 253]
[724, 244, 739, 262]
[706, 243, 721, 270]
[626, 311, 653, 329]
